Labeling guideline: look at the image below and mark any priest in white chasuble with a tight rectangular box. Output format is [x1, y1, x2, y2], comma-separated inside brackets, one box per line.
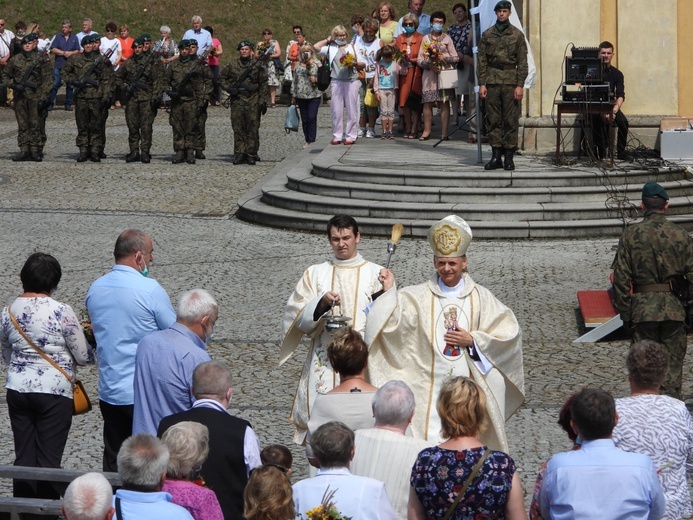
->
[280, 215, 383, 443]
[364, 215, 524, 452]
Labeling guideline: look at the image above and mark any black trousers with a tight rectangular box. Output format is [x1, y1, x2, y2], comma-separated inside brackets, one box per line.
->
[99, 400, 134, 472]
[7, 390, 73, 502]
[592, 110, 629, 156]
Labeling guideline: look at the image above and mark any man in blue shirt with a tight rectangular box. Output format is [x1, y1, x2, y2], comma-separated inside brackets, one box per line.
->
[132, 288, 217, 436]
[182, 16, 212, 56]
[50, 20, 81, 110]
[539, 388, 665, 520]
[395, 0, 431, 37]
[86, 229, 176, 472]
[114, 434, 193, 520]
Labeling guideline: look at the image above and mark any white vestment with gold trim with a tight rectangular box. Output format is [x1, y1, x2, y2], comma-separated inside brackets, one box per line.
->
[280, 253, 383, 443]
[364, 273, 524, 452]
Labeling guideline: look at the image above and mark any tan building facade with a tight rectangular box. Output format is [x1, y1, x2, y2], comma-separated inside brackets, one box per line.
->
[518, 0, 689, 153]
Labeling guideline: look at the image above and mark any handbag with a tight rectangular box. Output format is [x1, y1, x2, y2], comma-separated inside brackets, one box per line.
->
[285, 104, 300, 133]
[442, 449, 490, 520]
[439, 68, 459, 90]
[317, 46, 332, 92]
[273, 57, 285, 74]
[364, 88, 379, 108]
[9, 310, 92, 415]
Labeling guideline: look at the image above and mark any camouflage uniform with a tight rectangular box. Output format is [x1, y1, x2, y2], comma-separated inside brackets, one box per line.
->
[477, 22, 527, 157]
[613, 212, 693, 398]
[194, 63, 213, 158]
[61, 49, 115, 161]
[117, 52, 164, 161]
[220, 57, 268, 163]
[166, 56, 207, 163]
[2, 47, 52, 160]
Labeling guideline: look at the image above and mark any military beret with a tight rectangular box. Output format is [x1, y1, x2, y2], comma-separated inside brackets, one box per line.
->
[494, 1, 512, 10]
[141, 33, 152, 42]
[132, 37, 145, 49]
[642, 182, 669, 200]
[82, 34, 100, 45]
[178, 39, 190, 50]
[237, 40, 254, 51]
[21, 33, 39, 45]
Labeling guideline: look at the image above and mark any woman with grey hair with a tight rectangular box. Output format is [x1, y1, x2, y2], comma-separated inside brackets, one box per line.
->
[162, 421, 223, 520]
[158, 25, 179, 66]
[613, 340, 693, 520]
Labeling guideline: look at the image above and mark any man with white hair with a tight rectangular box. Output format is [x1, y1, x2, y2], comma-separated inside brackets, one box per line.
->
[115, 434, 193, 518]
[182, 16, 211, 56]
[350, 381, 432, 519]
[365, 215, 524, 451]
[62, 473, 114, 520]
[133, 289, 217, 435]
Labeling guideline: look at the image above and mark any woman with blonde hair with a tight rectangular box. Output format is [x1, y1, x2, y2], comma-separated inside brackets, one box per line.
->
[376, 2, 398, 44]
[409, 377, 526, 520]
[244, 465, 296, 520]
[161, 421, 223, 520]
[291, 43, 322, 147]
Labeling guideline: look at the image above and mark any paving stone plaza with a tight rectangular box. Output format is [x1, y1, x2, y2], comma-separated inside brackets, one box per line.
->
[0, 105, 690, 505]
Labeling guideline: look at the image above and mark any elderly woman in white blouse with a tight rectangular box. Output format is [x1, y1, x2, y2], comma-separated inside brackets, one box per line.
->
[315, 25, 366, 145]
[1, 252, 94, 503]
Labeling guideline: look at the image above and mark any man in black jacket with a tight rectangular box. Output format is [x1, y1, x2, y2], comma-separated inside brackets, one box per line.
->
[157, 361, 261, 520]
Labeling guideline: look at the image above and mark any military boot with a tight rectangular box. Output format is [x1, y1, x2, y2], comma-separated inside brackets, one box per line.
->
[12, 151, 30, 162]
[484, 147, 503, 170]
[233, 153, 246, 165]
[140, 150, 151, 164]
[98, 148, 107, 159]
[172, 151, 185, 164]
[126, 150, 140, 163]
[29, 148, 42, 162]
[503, 147, 516, 171]
[195, 150, 206, 160]
[76, 149, 89, 162]
[246, 155, 257, 165]
[90, 148, 101, 162]
[185, 149, 196, 164]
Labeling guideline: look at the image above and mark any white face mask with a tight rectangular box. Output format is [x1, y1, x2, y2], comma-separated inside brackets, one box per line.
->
[301, 52, 312, 60]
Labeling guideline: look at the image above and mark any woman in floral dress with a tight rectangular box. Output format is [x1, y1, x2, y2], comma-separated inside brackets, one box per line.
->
[409, 377, 526, 520]
[258, 28, 282, 107]
[1, 252, 94, 504]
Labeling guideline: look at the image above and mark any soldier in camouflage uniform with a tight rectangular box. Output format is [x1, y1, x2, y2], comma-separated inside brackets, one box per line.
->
[220, 40, 268, 165]
[116, 36, 164, 163]
[188, 40, 213, 160]
[61, 33, 115, 162]
[2, 33, 52, 161]
[166, 40, 207, 164]
[477, 1, 528, 171]
[612, 182, 693, 399]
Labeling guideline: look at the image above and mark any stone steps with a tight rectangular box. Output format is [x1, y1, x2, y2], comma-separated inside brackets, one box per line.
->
[237, 140, 693, 238]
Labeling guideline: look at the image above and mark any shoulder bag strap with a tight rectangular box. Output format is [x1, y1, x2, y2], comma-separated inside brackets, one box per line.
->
[442, 449, 491, 520]
[115, 497, 124, 520]
[9, 309, 73, 383]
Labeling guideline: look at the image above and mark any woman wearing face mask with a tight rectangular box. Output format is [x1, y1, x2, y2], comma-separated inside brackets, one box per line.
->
[417, 11, 458, 140]
[315, 26, 366, 145]
[291, 44, 322, 147]
[395, 13, 423, 139]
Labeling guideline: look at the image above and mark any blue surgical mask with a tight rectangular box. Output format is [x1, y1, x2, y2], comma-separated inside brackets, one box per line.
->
[140, 264, 149, 277]
[334, 39, 347, 46]
[352, 25, 359, 33]
[404, 26, 415, 35]
[431, 23, 444, 32]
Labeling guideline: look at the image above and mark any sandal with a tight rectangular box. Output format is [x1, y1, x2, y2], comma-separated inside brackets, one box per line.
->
[381, 135, 387, 140]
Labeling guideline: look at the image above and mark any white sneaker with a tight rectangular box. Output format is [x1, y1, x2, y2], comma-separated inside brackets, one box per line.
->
[357, 127, 366, 137]
[366, 129, 376, 138]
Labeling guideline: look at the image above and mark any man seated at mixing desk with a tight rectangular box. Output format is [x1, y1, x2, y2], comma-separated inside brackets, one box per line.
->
[592, 40, 630, 161]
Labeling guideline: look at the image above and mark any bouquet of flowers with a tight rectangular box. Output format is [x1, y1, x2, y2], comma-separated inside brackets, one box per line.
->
[421, 39, 444, 71]
[256, 40, 269, 59]
[79, 308, 96, 348]
[303, 487, 352, 520]
[393, 47, 408, 65]
[339, 52, 356, 69]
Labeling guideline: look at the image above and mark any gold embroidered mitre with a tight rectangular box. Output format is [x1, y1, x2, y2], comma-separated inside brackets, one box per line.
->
[427, 215, 473, 257]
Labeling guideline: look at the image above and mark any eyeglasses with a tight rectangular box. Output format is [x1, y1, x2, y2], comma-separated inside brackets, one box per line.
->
[263, 31, 272, 35]
[403, 23, 415, 27]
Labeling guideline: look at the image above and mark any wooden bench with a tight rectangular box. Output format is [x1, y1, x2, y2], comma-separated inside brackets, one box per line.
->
[0, 466, 121, 519]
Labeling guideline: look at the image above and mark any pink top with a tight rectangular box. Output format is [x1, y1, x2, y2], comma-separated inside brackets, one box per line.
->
[208, 38, 221, 66]
[162, 479, 224, 520]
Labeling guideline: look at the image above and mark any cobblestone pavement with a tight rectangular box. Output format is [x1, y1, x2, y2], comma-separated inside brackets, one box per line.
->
[0, 104, 690, 507]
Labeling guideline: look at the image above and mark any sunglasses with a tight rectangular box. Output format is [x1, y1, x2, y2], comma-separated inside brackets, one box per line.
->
[403, 23, 415, 27]
[263, 31, 272, 35]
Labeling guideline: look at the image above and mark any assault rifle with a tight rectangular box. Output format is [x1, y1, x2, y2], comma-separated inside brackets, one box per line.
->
[165, 45, 211, 102]
[74, 43, 117, 91]
[223, 44, 273, 105]
[10, 43, 52, 92]
[124, 42, 165, 102]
